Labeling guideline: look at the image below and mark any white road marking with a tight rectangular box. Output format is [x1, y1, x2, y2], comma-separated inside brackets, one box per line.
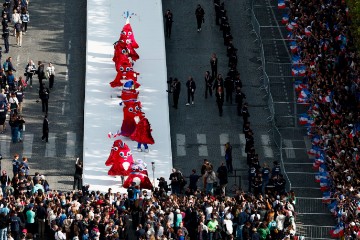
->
[67, 54, 70, 65]
[176, 134, 186, 156]
[239, 134, 247, 157]
[219, 134, 229, 156]
[68, 40, 72, 50]
[22, 133, 34, 158]
[45, 133, 56, 157]
[65, 68, 68, 81]
[261, 134, 274, 158]
[62, 102, 65, 115]
[197, 134, 208, 156]
[283, 139, 295, 158]
[66, 132, 76, 157]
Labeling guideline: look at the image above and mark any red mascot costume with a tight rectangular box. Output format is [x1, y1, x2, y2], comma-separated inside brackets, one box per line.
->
[130, 116, 155, 145]
[123, 160, 153, 190]
[105, 139, 134, 176]
[121, 101, 143, 137]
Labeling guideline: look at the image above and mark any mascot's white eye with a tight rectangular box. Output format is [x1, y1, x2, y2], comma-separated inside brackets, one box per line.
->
[120, 67, 124, 71]
[128, 107, 134, 112]
[119, 152, 124, 157]
[128, 31, 132, 35]
[122, 49, 126, 54]
[127, 152, 131, 156]
[126, 39, 131, 44]
[126, 67, 131, 71]
[113, 147, 118, 151]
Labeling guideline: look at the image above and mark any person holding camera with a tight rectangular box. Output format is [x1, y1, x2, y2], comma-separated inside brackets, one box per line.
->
[73, 158, 83, 190]
[25, 60, 36, 88]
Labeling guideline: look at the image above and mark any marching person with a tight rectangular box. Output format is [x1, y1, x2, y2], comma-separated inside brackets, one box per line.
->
[195, 4, 205, 32]
[210, 53, 217, 79]
[42, 114, 49, 143]
[172, 78, 181, 109]
[204, 71, 212, 99]
[186, 76, 196, 106]
[215, 86, 224, 116]
[164, 9, 173, 38]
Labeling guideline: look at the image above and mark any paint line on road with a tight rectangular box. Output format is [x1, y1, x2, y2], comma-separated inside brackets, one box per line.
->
[239, 134, 247, 157]
[66, 132, 76, 157]
[0, 134, 10, 158]
[197, 134, 208, 156]
[45, 133, 56, 157]
[67, 54, 70, 65]
[68, 40, 72, 50]
[23, 133, 34, 158]
[176, 134, 186, 156]
[219, 134, 229, 156]
[65, 68, 68, 81]
[283, 139, 295, 158]
[63, 85, 67, 98]
[261, 134, 274, 158]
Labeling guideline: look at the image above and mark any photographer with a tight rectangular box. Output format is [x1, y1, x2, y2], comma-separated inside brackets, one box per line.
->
[73, 158, 83, 190]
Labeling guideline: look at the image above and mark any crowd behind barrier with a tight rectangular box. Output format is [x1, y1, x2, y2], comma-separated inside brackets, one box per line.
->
[276, 0, 360, 238]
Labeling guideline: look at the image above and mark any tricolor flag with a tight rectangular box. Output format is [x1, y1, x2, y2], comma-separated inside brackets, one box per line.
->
[311, 103, 319, 110]
[322, 191, 331, 203]
[330, 224, 344, 238]
[287, 32, 293, 40]
[289, 41, 298, 53]
[321, 95, 332, 103]
[286, 23, 294, 31]
[299, 89, 310, 98]
[349, 129, 356, 139]
[299, 113, 311, 125]
[294, 81, 308, 92]
[291, 55, 301, 65]
[328, 201, 338, 214]
[304, 27, 311, 36]
[281, 14, 289, 24]
[292, 65, 306, 76]
[312, 135, 321, 145]
[290, 21, 298, 28]
[278, 0, 286, 9]
[330, 108, 337, 117]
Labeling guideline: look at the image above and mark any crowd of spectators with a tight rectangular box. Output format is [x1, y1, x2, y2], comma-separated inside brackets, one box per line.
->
[282, 0, 360, 238]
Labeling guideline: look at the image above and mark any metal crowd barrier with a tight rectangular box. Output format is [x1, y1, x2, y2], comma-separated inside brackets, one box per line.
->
[248, 4, 292, 191]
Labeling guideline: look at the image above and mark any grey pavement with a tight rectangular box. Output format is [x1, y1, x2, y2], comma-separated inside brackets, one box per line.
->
[162, 1, 276, 191]
[0, 0, 86, 191]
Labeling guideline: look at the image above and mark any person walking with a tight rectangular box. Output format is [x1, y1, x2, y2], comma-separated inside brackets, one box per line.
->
[186, 76, 196, 106]
[39, 83, 49, 114]
[20, 8, 29, 33]
[164, 9, 173, 38]
[224, 76, 233, 104]
[215, 86, 224, 116]
[224, 142, 233, 173]
[25, 60, 36, 88]
[2, 26, 9, 53]
[204, 166, 216, 195]
[42, 115, 49, 143]
[46, 62, 55, 89]
[195, 4, 205, 32]
[241, 102, 250, 124]
[172, 78, 180, 109]
[212, 73, 224, 91]
[204, 71, 212, 98]
[73, 158, 83, 190]
[36, 61, 46, 86]
[9, 114, 19, 143]
[210, 53, 217, 79]
[235, 87, 246, 116]
[217, 162, 228, 195]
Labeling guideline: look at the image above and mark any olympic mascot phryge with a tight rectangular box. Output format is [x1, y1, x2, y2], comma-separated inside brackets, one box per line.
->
[131, 115, 155, 152]
[105, 139, 134, 177]
[110, 18, 140, 88]
[120, 101, 143, 137]
[123, 159, 153, 190]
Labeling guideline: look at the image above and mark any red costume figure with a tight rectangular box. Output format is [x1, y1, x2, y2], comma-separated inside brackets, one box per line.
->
[105, 139, 134, 176]
[123, 161, 152, 190]
[130, 116, 155, 145]
[120, 19, 139, 49]
[110, 71, 140, 88]
[121, 101, 143, 137]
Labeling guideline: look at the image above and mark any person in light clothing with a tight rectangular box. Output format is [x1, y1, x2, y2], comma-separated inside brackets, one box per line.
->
[46, 62, 55, 89]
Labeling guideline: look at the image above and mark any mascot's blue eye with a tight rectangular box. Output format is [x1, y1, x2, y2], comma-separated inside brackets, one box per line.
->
[128, 107, 133, 112]
[126, 67, 130, 71]
[127, 152, 131, 156]
[135, 106, 139, 111]
[119, 152, 124, 157]
[122, 49, 126, 54]
[128, 32, 132, 35]
[120, 67, 124, 71]
[113, 147, 118, 151]
[126, 39, 131, 44]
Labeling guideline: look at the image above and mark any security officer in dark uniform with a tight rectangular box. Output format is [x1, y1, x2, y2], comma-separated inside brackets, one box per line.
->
[172, 78, 181, 109]
[235, 87, 246, 116]
[164, 9, 173, 38]
[2, 26, 9, 53]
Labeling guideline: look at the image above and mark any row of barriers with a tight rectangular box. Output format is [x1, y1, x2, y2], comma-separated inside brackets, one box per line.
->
[247, 0, 335, 239]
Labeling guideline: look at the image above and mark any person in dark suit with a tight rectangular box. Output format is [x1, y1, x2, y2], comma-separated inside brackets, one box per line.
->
[42, 115, 49, 143]
[39, 83, 49, 114]
[186, 76, 196, 105]
[215, 86, 224, 116]
[204, 71, 213, 98]
[36, 61, 46, 86]
[210, 53, 217, 78]
[172, 78, 181, 109]
[164, 9, 173, 38]
[195, 4, 205, 32]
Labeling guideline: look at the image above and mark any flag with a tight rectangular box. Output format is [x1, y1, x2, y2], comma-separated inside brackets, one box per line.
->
[328, 201, 337, 214]
[330, 108, 337, 117]
[286, 23, 294, 31]
[278, 0, 286, 9]
[291, 55, 301, 65]
[292, 65, 306, 76]
[330, 225, 344, 238]
[299, 113, 311, 125]
[289, 41, 298, 53]
[322, 191, 331, 203]
[322, 95, 332, 103]
[281, 14, 289, 24]
[287, 32, 293, 40]
[304, 27, 311, 36]
[312, 135, 320, 145]
[311, 103, 319, 110]
[294, 82, 308, 92]
[349, 129, 356, 139]
[290, 21, 298, 28]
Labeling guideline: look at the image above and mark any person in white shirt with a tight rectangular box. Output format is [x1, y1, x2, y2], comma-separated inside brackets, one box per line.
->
[46, 62, 55, 89]
[223, 214, 233, 236]
[54, 225, 66, 240]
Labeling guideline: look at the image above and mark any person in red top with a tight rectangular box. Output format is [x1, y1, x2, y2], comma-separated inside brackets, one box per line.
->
[131, 116, 154, 153]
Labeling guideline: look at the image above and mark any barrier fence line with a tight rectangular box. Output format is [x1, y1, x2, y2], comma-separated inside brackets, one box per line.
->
[249, 2, 292, 191]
